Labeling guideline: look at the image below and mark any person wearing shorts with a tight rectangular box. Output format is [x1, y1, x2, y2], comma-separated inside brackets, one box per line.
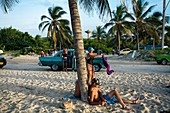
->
[89, 78, 140, 111]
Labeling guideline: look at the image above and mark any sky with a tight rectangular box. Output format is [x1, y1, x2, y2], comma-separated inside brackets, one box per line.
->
[0, 0, 170, 38]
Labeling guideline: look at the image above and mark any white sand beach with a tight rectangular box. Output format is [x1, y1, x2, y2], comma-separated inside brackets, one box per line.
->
[0, 55, 170, 112]
[0, 69, 170, 113]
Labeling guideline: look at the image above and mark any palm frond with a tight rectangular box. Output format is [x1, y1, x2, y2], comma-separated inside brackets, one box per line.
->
[41, 15, 51, 21]
[0, 0, 19, 13]
[42, 23, 51, 32]
[39, 21, 50, 30]
[79, 0, 95, 14]
[141, 5, 156, 19]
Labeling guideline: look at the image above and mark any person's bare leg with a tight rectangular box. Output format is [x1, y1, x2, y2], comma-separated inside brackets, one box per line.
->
[108, 88, 134, 111]
[122, 97, 140, 104]
[66, 62, 67, 72]
[88, 71, 92, 85]
[63, 61, 65, 71]
[92, 70, 95, 79]
[87, 65, 93, 85]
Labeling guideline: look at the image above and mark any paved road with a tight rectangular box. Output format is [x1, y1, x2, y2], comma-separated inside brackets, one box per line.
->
[108, 61, 170, 74]
[1, 60, 170, 74]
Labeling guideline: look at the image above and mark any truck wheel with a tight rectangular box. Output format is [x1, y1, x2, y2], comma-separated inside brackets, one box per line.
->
[51, 64, 59, 71]
[161, 59, 168, 65]
[93, 64, 101, 72]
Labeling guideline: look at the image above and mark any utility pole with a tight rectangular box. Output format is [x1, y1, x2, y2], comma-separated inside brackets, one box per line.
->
[162, 0, 166, 50]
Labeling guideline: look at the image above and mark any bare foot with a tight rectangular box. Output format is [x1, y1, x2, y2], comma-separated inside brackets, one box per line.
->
[133, 97, 140, 104]
[123, 106, 134, 112]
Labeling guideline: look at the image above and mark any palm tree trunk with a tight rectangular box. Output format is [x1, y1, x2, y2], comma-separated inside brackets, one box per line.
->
[136, 24, 140, 50]
[54, 41, 56, 50]
[68, 0, 88, 102]
[117, 31, 121, 53]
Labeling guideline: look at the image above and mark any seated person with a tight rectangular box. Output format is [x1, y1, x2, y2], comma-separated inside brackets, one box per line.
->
[74, 80, 91, 98]
[89, 78, 140, 111]
[75, 80, 81, 98]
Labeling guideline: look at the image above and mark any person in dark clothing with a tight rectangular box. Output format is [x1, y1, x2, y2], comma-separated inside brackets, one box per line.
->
[62, 48, 68, 71]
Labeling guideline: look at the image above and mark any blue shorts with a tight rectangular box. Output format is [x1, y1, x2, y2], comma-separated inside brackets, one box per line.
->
[103, 94, 116, 104]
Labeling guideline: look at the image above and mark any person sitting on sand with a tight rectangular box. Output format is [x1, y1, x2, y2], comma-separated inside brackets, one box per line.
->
[89, 78, 140, 111]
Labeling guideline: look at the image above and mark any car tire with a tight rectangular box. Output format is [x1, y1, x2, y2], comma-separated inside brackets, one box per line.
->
[93, 64, 101, 72]
[51, 64, 60, 71]
[0, 65, 3, 68]
[161, 59, 168, 65]
[156, 60, 162, 64]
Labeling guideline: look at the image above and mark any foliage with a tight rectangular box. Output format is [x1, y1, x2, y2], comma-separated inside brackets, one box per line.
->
[39, 6, 73, 50]
[0, 0, 19, 13]
[0, 27, 52, 55]
[0, 27, 36, 51]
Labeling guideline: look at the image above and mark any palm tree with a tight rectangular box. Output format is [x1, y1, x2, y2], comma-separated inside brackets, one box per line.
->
[126, 0, 157, 50]
[0, 0, 111, 102]
[92, 26, 106, 41]
[0, 0, 19, 13]
[68, 0, 111, 102]
[104, 5, 130, 52]
[145, 12, 162, 49]
[91, 26, 106, 49]
[39, 6, 71, 49]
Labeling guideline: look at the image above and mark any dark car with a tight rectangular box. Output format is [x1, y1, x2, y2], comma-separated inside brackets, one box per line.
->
[0, 56, 7, 68]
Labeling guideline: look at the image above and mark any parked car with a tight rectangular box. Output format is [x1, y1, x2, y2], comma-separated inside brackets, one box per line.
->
[38, 49, 106, 72]
[119, 48, 132, 55]
[0, 56, 7, 68]
[156, 51, 170, 65]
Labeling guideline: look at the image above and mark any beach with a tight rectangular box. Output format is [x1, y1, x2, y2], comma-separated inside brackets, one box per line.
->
[0, 55, 170, 112]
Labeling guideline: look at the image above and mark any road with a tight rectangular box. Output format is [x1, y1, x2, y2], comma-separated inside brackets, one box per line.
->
[1, 59, 170, 74]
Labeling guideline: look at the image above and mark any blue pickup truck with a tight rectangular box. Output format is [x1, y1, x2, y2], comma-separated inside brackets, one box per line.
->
[38, 49, 106, 72]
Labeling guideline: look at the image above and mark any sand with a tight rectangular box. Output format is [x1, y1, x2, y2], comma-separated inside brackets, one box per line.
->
[0, 69, 170, 113]
[0, 55, 170, 112]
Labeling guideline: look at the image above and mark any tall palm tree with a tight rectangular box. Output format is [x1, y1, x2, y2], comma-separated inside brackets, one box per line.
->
[68, 0, 111, 102]
[145, 12, 162, 49]
[126, 0, 157, 50]
[1, 0, 111, 102]
[104, 5, 130, 52]
[92, 26, 106, 41]
[39, 6, 71, 49]
[0, 0, 18, 13]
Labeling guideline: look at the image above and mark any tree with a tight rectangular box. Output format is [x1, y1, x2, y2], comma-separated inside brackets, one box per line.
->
[104, 5, 130, 52]
[0, 0, 19, 13]
[0, 0, 111, 102]
[68, 0, 88, 102]
[145, 12, 162, 49]
[126, 0, 157, 50]
[0, 27, 35, 50]
[39, 6, 71, 49]
[68, 0, 111, 102]
[91, 26, 106, 49]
